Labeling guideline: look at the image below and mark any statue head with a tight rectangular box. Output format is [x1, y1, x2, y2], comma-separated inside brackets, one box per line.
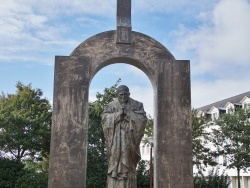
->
[117, 85, 130, 104]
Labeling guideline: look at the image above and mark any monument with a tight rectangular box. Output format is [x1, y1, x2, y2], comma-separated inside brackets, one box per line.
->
[101, 85, 147, 188]
[48, 0, 193, 187]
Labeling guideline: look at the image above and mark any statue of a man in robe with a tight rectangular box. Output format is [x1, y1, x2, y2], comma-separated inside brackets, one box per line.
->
[101, 85, 147, 188]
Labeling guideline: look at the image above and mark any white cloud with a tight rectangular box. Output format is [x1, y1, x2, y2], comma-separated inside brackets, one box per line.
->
[170, 0, 250, 108]
[0, 0, 117, 64]
[192, 74, 250, 108]
[211, 0, 250, 63]
[1, 0, 249, 112]
[0, 0, 82, 64]
[0, 0, 220, 65]
[29, 0, 115, 17]
[174, 0, 250, 76]
[129, 85, 154, 117]
[134, 0, 218, 14]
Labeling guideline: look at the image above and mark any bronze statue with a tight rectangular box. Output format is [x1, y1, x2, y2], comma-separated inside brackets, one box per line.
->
[101, 85, 147, 188]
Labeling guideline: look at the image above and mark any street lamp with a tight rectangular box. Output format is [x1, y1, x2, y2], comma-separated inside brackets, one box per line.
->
[143, 136, 154, 188]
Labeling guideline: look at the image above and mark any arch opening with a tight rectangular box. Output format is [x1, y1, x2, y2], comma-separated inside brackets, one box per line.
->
[90, 62, 154, 117]
[90, 57, 156, 90]
[87, 62, 154, 186]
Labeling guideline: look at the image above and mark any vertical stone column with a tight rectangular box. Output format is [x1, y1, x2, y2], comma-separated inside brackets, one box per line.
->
[231, 177, 236, 188]
[243, 176, 247, 188]
[48, 56, 90, 188]
[154, 60, 193, 188]
[116, 0, 131, 43]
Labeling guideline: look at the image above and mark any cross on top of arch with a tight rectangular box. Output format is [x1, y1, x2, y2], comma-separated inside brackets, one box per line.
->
[116, 0, 132, 44]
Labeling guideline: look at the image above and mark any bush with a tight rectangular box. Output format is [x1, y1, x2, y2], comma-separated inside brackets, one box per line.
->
[0, 158, 48, 188]
[0, 158, 24, 188]
[194, 168, 230, 188]
[15, 169, 48, 188]
[137, 160, 150, 188]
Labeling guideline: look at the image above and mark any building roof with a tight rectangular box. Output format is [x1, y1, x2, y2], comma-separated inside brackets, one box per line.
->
[196, 91, 250, 112]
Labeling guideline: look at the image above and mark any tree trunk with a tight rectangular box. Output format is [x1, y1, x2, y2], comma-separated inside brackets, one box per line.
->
[237, 167, 241, 188]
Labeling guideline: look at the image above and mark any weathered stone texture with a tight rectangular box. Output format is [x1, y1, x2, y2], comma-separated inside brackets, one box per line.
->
[155, 60, 192, 188]
[116, 0, 131, 43]
[48, 30, 193, 188]
[48, 57, 90, 187]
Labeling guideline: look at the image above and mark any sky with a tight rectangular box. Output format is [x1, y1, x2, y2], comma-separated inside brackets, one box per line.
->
[0, 0, 250, 117]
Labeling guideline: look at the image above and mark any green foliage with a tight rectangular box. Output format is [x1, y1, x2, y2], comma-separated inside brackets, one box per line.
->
[141, 100, 221, 176]
[137, 160, 150, 188]
[213, 108, 250, 188]
[0, 157, 48, 188]
[14, 169, 48, 188]
[24, 155, 49, 174]
[0, 158, 24, 188]
[194, 168, 230, 188]
[144, 115, 153, 137]
[0, 82, 52, 160]
[0, 82, 50, 187]
[192, 109, 217, 171]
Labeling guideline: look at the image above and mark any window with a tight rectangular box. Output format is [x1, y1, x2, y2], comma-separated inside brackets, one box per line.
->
[235, 177, 242, 188]
[213, 156, 219, 164]
[146, 144, 150, 154]
[223, 155, 227, 166]
[141, 145, 145, 155]
[244, 103, 250, 110]
[211, 112, 219, 120]
[226, 107, 235, 114]
[247, 177, 250, 188]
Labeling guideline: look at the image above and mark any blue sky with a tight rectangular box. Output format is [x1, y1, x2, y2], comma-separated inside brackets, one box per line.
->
[1, 0, 250, 116]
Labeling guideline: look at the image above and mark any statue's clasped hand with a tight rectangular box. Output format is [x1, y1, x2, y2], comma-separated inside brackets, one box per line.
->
[120, 107, 130, 122]
[120, 107, 126, 117]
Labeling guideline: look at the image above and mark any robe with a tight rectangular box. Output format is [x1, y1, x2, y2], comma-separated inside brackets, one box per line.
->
[101, 98, 147, 188]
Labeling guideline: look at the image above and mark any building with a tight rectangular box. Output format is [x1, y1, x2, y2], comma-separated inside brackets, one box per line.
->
[196, 91, 250, 188]
[196, 91, 250, 120]
[140, 91, 250, 187]
[140, 142, 152, 161]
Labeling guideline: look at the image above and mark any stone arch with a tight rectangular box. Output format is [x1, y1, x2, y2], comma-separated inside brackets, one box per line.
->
[48, 30, 193, 188]
[70, 30, 175, 85]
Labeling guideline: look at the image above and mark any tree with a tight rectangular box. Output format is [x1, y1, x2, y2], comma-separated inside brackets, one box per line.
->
[0, 158, 24, 188]
[137, 160, 150, 188]
[144, 115, 153, 137]
[213, 108, 250, 188]
[0, 82, 52, 161]
[0, 157, 48, 188]
[87, 101, 107, 188]
[14, 163, 48, 188]
[192, 109, 217, 172]
[145, 109, 217, 173]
